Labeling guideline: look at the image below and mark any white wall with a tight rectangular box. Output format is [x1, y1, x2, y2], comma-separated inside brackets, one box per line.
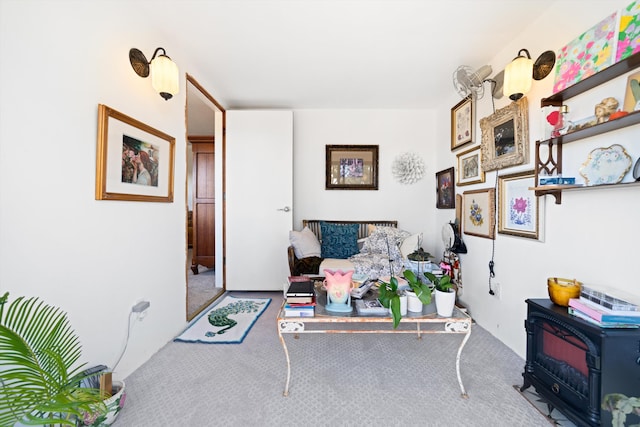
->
[432, 0, 640, 356]
[292, 109, 439, 254]
[0, 1, 222, 379]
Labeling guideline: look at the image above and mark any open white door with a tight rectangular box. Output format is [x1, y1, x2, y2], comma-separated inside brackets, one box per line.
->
[225, 110, 293, 291]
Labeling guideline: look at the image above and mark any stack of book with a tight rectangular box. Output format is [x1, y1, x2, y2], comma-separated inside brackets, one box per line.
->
[285, 276, 315, 317]
[567, 284, 640, 328]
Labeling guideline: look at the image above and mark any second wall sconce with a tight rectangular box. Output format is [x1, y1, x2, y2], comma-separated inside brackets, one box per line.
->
[503, 49, 556, 101]
[129, 47, 179, 101]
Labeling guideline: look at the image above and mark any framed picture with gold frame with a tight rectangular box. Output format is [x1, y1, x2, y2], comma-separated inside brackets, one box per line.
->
[436, 167, 455, 209]
[480, 97, 529, 172]
[498, 170, 543, 240]
[325, 145, 378, 190]
[462, 188, 495, 239]
[456, 146, 485, 186]
[95, 104, 175, 202]
[451, 95, 474, 151]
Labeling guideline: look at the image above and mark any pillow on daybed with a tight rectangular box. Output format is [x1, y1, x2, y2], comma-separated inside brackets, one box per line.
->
[289, 226, 321, 258]
[400, 233, 422, 259]
[361, 226, 411, 261]
[320, 221, 359, 259]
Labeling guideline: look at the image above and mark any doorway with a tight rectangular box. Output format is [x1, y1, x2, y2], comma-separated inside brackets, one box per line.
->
[185, 75, 225, 321]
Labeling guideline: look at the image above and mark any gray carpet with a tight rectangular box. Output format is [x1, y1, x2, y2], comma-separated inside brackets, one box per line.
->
[117, 292, 553, 426]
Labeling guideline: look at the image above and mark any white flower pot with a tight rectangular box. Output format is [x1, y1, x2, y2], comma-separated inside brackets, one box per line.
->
[435, 289, 456, 317]
[388, 294, 408, 316]
[405, 290, 423, 313]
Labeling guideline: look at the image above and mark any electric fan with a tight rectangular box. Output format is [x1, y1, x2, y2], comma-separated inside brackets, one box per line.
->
[452, 64, 492, 99]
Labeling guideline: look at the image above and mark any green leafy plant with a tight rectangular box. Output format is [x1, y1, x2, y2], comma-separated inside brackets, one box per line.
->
[424, 271, 453, 292]
[0, 291, 107, 426]
[378, 270, 432, 329]
[377, 238, 433, 328]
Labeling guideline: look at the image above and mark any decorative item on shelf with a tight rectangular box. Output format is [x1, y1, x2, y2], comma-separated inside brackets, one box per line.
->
[595, 97, 619, 124]
[547, 277, 582, 307]
[542, 105, 569, 139]
[129, 47, 179, 100]
[323, 270, 353, 313]
[566, 115, 597, 133]
[608, 110, 629, 120]
[579, 144, 632, 186]
[623, 71, 640, 112]
[391, 152, 425, 184]
[633, 158, 640, 181]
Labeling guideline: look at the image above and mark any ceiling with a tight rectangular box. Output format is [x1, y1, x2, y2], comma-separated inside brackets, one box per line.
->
[171, 0, 557, 110]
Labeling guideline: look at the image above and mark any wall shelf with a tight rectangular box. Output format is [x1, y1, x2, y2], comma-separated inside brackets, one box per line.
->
[534, 51, 640, 204]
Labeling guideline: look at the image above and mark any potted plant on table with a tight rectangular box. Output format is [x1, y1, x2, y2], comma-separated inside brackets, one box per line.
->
[425, 271, 456, 317]
[378, 270, 432, 328]
[0, 291, 108, 426]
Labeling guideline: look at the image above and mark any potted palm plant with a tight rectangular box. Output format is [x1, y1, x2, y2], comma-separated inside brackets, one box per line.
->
[424, 272, 456, 317]
[0, 291, 108, 426]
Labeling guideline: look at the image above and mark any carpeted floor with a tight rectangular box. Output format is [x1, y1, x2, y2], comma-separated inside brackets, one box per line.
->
[117, 291, 556, 426]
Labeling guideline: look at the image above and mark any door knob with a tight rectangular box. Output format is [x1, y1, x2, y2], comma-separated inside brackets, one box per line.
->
[277, 206, 291, 212]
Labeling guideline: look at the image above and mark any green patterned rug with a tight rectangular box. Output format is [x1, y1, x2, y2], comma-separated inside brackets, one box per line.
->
[175, 295, 270, 344]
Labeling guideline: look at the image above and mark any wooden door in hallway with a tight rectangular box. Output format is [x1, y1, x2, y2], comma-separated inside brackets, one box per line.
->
[190, 137, 215, 273]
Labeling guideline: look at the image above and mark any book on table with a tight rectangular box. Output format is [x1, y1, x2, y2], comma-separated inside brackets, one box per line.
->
[355, 299, 388, 315]
[579, 284, 639, 312]
[286, 280, 314, 297]
[568, 307, 639, 328]
[284, 307, 314, 317]
[568, 298, 640, 324]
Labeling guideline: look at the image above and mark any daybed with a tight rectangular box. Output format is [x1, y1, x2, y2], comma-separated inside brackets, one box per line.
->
[288, 220, 422, 279]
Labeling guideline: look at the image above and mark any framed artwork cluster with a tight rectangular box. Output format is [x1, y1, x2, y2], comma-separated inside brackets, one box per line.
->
[461, 170, 543, 241]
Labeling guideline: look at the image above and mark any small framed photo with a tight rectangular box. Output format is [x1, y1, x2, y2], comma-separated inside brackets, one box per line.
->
[463, 188, 495, 239]
[480, 97, 529, 172]
[498, 170, 543, 240]
[456, 146, 485, 186]
[436, 167, 455, 209]
[95, 104, 175, 202]
[451, 96, 474, 151]
[325, 145, 378, 190]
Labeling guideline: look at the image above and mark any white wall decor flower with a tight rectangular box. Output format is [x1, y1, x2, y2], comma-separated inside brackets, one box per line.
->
[392, 152, 425, 184]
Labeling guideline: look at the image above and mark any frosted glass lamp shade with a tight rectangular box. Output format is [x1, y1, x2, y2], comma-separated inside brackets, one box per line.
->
[150, 55, 179, 101]
[503, 52, 533, 101]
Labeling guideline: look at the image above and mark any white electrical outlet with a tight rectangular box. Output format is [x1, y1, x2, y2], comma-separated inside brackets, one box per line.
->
[493, 282, 501, 300]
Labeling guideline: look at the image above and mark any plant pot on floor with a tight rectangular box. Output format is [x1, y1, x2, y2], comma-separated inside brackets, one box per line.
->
[435, 289, 456, 317]
[82, 380, 126, 426]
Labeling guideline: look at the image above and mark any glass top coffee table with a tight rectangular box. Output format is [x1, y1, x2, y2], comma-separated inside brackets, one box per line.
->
[276, 288, 472, 398]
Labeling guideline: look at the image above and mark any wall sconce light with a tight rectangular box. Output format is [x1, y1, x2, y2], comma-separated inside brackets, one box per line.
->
[503, 49, 556, 101]
[129, 47, 179, 101]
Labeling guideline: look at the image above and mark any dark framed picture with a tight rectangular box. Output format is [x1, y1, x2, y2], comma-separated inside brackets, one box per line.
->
[95, 104, 175, 202]
[325, 145, 378, 190]
[436, 167, 455, 209]
[480, 97, 529, 172]
[463, 188, 495, 239]
[498, 170, 543, 240]
[451, 95, 474, 151]
[456, 146, 485, 186]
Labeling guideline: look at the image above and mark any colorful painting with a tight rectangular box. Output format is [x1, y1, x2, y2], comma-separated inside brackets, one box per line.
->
[462, 188, 495, 239]
[617, 1, 640, 62]
[553, 12, 618, 94]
